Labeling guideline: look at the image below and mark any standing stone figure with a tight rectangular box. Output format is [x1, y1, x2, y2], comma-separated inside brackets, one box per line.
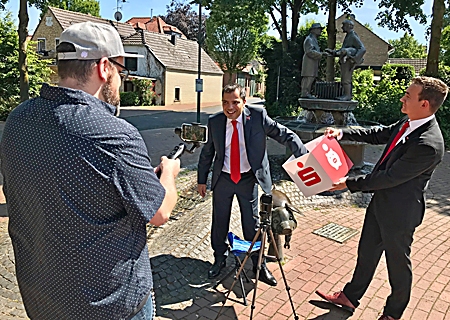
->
[301, 23, 324, 99]
[326, 19, 366, 101]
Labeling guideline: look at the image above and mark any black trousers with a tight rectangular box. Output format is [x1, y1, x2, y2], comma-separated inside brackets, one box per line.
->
[343, 206, 415, 319]
[211, 171, 261, 266]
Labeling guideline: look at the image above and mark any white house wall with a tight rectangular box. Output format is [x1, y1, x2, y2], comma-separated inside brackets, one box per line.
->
[124, 45, 166, 105]
[165, 70, 222, 106]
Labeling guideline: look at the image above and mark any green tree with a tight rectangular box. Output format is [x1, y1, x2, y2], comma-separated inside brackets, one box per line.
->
[164, 0, 207, 42]
[375, 0, 445, 76]
[205, 0, 268, 80]
[0, 11, 52, 118]
[376, 0, 427, 33]
[426, 0, 445, 76]
[19, 0, 29, 102]
[388, 33, 427, 58]
[31, 0, 100, 17]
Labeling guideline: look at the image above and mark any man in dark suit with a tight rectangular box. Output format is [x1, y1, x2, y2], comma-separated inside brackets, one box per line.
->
[197, 83, 307, 286]
[316, 76, 448, 320]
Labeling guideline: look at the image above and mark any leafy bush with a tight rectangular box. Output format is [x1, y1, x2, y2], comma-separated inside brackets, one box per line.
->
[353, 65, 450, 148]
[252, 91, 264, 99]
[419, 65, 450, 148]
[382, 64, 415, 83]
[0, 12, 52, 119]
[132, 79, 157, 106]
[120, 91, 140, 106]
[0, 96, 19, 121]
[261, 24, 328, 117]
[352, 68, 407, 125]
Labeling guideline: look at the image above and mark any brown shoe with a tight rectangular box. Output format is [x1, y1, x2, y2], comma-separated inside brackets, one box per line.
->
[378, 315, 399, 320]
[315, 290, 356, 313]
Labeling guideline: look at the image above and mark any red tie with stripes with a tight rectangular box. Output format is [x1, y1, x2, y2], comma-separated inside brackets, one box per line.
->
[380, 121, 410, 164]
[230, 120, 241, 184]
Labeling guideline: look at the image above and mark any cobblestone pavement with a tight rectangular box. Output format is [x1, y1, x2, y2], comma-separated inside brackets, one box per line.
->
[1, 127, 450, 319]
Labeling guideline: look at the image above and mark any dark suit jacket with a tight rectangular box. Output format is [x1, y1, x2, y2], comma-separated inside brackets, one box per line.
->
[198, 106, 307, 194]
[342, 116, 444, 230]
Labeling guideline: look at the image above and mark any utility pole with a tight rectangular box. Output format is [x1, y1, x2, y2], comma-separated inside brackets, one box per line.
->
[196, 3, 202, 123]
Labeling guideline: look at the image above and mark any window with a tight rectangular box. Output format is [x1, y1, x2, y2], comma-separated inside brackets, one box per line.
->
[174, 87, 180, 101]
[124, 52, 138, 71]
[124, 81, 134, 92]
[37, 38, 46, 52]
[55, 38, 60, 48]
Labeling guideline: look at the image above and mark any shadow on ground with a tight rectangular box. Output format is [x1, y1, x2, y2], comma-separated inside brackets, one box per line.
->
[152, 254, 245, 319]
[308, 300, 353, 319]
[151, 253, 297, 319]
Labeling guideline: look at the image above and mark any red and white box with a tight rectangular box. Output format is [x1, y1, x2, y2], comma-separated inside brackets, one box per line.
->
[282, 136, 353, 197]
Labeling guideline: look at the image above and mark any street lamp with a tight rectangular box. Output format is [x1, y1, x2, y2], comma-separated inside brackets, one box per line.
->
[196, 3, 202, 123]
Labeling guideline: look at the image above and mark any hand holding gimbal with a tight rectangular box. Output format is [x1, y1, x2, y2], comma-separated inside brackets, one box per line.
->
[157, 123, 208, 178]
[168, 123, 208, 159]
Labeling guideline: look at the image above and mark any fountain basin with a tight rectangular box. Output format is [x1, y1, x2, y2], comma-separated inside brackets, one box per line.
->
[298, 98, 358, 111]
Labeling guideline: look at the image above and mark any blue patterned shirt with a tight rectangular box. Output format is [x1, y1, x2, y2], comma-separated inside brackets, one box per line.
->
[0, 84, 165, 319]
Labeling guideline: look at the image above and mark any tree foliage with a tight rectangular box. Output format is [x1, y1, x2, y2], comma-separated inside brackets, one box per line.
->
[262, 21, 328, 117]
[376, 0, 427, 33]
[164, 0, 207, 42]
[0, 11, 52, 119]
[206, 0, 268, 77]
[30, 0, 100, 17]
[440, 25, 450, 65]
[388, 33, 427, 58]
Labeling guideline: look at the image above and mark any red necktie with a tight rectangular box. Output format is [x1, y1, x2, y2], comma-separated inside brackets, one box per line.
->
[230, 120, 241, 184]
[380, 121, 410, 163]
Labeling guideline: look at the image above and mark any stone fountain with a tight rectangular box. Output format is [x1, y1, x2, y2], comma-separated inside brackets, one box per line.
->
[277, 19, 377, 168]
[280, 83, 367, 167]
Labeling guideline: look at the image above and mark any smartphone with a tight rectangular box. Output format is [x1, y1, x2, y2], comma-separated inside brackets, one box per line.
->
[180, 123, 208, 143]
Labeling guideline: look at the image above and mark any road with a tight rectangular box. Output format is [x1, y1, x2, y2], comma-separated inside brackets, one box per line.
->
[118, 98, 268, 168]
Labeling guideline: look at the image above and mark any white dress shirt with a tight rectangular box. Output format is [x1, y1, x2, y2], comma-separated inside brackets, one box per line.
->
[397, 114, 435, 145]
[222, 116, 252, 174]
[337, 114, 435, 146]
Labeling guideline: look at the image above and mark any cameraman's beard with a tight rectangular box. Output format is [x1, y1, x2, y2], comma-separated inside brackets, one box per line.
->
[102, 73, 121, 116]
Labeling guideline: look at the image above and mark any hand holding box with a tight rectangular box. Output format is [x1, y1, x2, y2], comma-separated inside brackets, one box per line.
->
[282, 136, 353, 197]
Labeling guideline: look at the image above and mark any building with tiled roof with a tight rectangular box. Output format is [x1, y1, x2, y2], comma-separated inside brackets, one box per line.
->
[32, 7, 136, 59]
[125, 17, 187, 39]
[387, 58, 427, 75]
[122, 30, 222, 105]
[31, 7, 222, 106]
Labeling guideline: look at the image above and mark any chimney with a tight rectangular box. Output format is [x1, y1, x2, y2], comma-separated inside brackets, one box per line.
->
[170, 34, 177, 45]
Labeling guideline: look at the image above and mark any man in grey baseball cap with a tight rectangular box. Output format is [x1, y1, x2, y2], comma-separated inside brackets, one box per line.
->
[1, 21, 180, 320]
[56, 21, 143, 115]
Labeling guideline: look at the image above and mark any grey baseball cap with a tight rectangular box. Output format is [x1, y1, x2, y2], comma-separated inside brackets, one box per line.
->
[57, 21, 143, 60]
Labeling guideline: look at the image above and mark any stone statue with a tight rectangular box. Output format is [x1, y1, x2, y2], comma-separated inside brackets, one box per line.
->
[301, 23, 324, 99]
[325, 19, 366, 101]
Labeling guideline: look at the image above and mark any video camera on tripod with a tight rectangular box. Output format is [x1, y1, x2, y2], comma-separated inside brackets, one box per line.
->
[216, 192, 300, 320]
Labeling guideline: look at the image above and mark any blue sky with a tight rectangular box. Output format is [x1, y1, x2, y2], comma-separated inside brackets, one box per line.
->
[7, 0, 432, 45]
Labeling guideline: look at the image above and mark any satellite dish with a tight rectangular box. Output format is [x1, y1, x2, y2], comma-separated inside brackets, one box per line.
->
[114, 11, 122, 22]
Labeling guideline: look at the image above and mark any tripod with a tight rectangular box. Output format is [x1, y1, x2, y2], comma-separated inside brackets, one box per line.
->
[215, 194, 299, 320]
